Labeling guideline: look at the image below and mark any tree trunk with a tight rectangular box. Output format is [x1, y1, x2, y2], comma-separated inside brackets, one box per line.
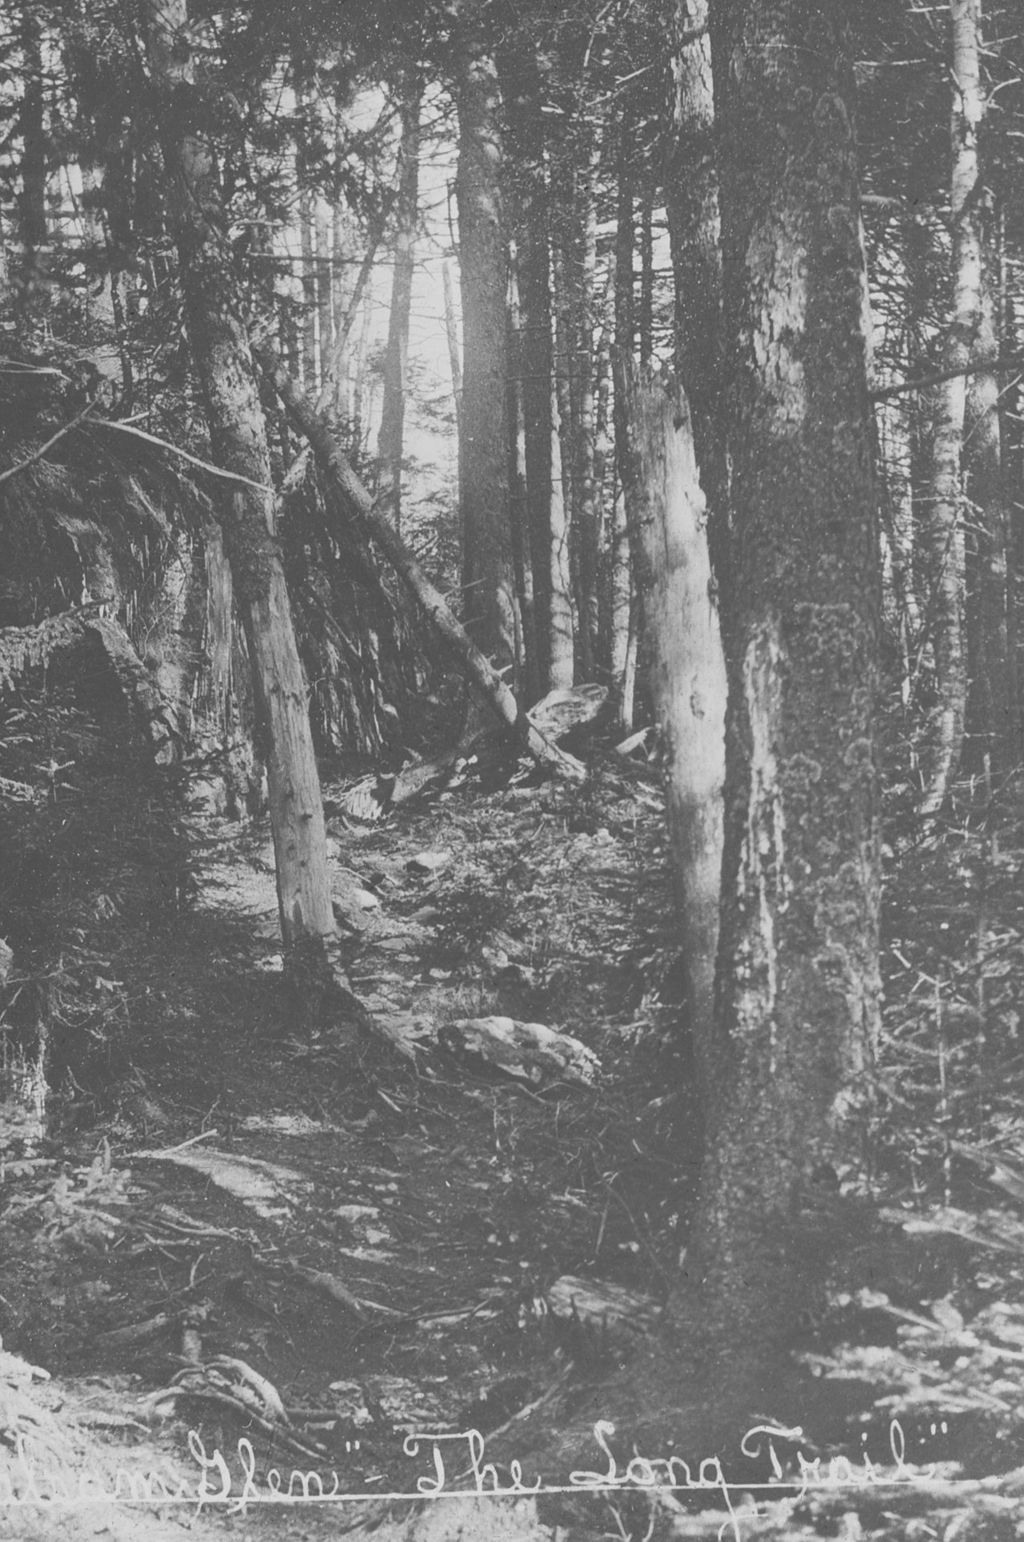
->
[919, 0, 984, 813]
[639, 188, 654, 369]
[376, 70, 422, 534]
[78, 159, 127, 391]
[964, 268, 1016, 778]
[617, 363, 726, 1081]
[665, 0, 728, 585]
[452, 6, 519, 674]
[507, 265, 538, 702]
[17, 7, 49, 318]
[299, 202, 318, 391]
[549, 352, 575, 690]
[143, 0, 355, 1016]
[611, 128, 646, 722]
[315, 201, 335, 392]
[502, 52, 554, 693]
[676, 0, 881, 1418]
[568, 132, 602, 683]
[607, 476, 633, 722]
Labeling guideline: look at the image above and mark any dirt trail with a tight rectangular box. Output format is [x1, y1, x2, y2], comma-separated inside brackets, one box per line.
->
[1, 766, 688, 1540]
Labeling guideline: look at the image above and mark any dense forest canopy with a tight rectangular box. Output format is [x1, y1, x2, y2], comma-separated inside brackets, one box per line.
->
[3, 2, 1024, 1539]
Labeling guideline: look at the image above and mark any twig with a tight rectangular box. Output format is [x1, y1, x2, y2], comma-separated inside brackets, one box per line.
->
[453, 1367, 573, 1480]
[160, 1387, 330, 1463]
[870, 352, 1024, 402]
[89, 419, 275, 492]
[0, 398, 98, 486]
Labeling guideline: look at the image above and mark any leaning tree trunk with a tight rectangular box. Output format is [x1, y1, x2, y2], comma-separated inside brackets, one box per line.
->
[376, 69, 422, 534]
[452, 4, 520, 675]
[675, 0, 882, 1424]
[144, 0, 353, 1014]
[920, 0, 984, 813]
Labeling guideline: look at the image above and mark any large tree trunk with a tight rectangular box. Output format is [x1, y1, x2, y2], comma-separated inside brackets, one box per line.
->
[452, 5, 520, 674]
[376, 70, 422, 535]
[675, 0, 881, 1419]
[919, 0, 984, 813]
[144, 0, 354, 1014]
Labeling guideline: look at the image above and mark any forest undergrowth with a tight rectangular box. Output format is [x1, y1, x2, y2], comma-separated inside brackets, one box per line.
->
[3, 696, 1024, 1540]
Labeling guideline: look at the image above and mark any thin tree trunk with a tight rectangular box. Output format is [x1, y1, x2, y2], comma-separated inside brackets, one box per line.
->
[920, 0, 983, 812]
[442, 258, 464, 514]
[608, 478, 633, 724]
[78, 159, 125, 390]
[351, 284, 374, 453]
[452, 7, 519, 673]
[549, 358, 575, 689]
[964, 267, 1016, 777]
[676, 0, 881, 1422]
[611, 124, 644, 721]
[569, 132, 602, 682]
[17, 7, 49, 317]
[377, 70, 422, 533]
[315, 200, 334, 391]
[507, 263, 538, 701]
[299, 201, 318, 390]
[144, 0, 358, 1019]
[502, 52, 554, 692]
[639, 188, 654, 368]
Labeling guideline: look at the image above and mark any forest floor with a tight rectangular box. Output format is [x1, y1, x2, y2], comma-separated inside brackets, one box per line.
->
[3, 687, 1024, 1540]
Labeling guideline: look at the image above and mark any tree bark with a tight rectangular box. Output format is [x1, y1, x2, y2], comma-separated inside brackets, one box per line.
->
[143, 0, 353, 1010]
[376, 70, 422, 534]
[676, 0, 881, 1417]
[617, 363, 726, 1082]
[452, 5, 519, 673]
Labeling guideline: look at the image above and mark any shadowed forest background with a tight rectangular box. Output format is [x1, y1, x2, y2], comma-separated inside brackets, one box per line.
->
[3, 2, 1024, 1539]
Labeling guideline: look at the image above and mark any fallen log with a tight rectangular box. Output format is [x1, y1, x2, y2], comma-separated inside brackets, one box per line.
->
[254, 343, 585, 783]
[441, 1015, 600, 1086]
